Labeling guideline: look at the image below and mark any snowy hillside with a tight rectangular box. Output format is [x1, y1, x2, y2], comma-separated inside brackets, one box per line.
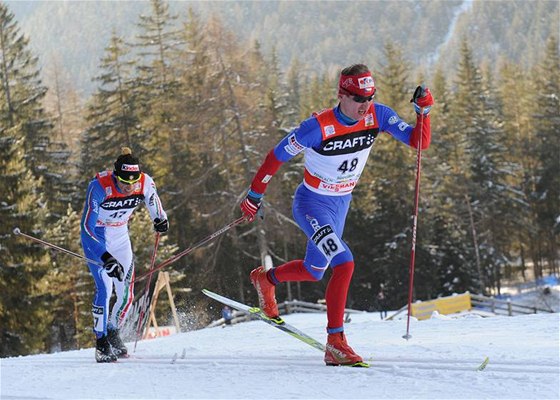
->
[1, 305, 558, 400]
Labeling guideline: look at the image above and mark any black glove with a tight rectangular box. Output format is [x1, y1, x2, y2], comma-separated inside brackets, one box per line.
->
[153, 218, 169, 233]
[101, 252, 124, 281]
[410, 85, 434, 115]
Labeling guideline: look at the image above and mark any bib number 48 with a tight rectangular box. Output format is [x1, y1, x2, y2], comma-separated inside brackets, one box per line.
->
[337, 158, 358, 174]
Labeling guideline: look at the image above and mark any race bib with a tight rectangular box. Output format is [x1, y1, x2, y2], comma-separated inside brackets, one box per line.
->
[311, 224, 344, 263]
[92, 305, 104, 332]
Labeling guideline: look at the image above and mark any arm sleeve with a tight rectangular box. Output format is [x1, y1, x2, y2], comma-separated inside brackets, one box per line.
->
[376, 104, 431, 149]
[408, 113, 431, 149]
[250, 150, 284, 194]
[143, 174, 167, 222]
[80, 179, 107, 257]
[250, 117, 322, 195]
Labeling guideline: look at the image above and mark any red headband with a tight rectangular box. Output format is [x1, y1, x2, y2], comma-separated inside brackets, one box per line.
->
[338, 71, 376, 97]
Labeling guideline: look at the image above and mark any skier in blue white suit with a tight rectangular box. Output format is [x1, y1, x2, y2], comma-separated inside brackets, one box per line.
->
[81, 147, 168, 363]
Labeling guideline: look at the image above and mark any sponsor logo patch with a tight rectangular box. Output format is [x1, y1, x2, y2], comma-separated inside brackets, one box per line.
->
[121, 163, 140, 172]
[92, 199, 99, 213]
[311, 225, 335, 245]
[340, 78, 354, 90]
[324, 125, 336, 137]
[284, 134, 305, 156]
[101, 196, 144, 210]
[318, 130, 377, 155]
[319, 180, 356, 193]
[358, 76, 375, 90]
[365, 113, 375, 126]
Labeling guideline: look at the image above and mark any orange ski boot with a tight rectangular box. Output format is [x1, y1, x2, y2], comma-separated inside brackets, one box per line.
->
[324, 332, 364, 366]
[250, 266, 279, 318]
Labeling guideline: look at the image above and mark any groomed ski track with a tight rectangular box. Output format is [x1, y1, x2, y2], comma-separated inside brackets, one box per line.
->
[1, 311, 558, 399]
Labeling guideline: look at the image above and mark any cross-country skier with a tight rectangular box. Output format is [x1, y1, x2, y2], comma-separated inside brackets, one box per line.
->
[240, 63, 433, 366]
[81, 147, 168, 363]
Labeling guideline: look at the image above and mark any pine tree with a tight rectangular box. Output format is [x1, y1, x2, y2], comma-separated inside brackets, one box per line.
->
[285, 57, 304, 127]
[497, 60, 535, 281]
[532, 36, 560, 277]
[468, 65, 519, 294]
[132, 0, 184, 179]
[128, 0, 189, 295]
[197, 20, 270, 302]
[439, 37, 486, 294]
[442, 37, 524, 295]
[0, 3, 61, 356]
[81, 30, 141, 179]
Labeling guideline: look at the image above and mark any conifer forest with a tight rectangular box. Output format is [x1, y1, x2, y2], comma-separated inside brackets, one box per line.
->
[0, 0, 558, 357]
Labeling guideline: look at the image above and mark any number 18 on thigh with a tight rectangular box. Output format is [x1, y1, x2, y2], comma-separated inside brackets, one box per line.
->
[311, 224, 344, 263]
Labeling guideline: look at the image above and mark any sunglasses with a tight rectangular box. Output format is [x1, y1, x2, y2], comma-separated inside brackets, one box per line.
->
[117, 174, 141, 185]
[352, 94, 375, 103]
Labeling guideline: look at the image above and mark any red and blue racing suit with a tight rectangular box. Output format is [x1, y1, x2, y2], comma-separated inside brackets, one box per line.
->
[250, 102, 430, 333]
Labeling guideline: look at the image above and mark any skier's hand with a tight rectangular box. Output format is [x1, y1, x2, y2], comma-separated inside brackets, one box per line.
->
[101, 252, 124, 281]
[411, 85, 434, 115]
[240, 190, 262, 222]
[153, 218, 169, 233]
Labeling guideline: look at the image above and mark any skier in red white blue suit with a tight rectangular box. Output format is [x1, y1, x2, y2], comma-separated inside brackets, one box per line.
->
[81, 147, 168, 363]
[240, 64, 434, 366]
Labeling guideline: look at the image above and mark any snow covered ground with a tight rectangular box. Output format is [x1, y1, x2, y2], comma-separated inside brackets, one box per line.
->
[1, 297, 559, 400]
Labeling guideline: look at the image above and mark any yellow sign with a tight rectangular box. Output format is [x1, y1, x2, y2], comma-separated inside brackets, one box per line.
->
[410, 293, 472, 320]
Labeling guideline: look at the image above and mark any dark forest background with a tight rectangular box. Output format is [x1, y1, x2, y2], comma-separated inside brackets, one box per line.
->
[0, 0, 558, 357]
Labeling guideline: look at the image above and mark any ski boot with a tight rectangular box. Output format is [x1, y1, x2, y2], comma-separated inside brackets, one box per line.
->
[107, 328, 128, 358]
[250, 266, 279, 318]
[95, 335, 117, 363]
[324, 332, 364, 367]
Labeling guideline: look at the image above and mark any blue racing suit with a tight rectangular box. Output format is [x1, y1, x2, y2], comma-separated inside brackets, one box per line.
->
[80, 171, 166, 337]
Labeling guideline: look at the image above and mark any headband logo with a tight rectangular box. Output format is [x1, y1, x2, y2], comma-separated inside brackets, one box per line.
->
[341, 78, 354, 89]
[358, 76, 375, 89]
[121, 164, 140, 172]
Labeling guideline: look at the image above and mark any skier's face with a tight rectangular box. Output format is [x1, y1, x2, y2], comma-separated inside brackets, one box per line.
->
[115, 173, 140, 194]
[339, 93, 373, 121]
[116, 179, 136, 194]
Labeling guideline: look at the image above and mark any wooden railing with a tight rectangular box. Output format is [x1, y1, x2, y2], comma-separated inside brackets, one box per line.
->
[384, 293, 555, 321]
[207, 292, 556, 328]
[470, 293, 554, 316]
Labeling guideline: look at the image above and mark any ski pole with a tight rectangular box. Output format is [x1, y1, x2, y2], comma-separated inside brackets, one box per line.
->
[133, 216, 246, 284]
[403, 108, 425, 340]
[133, 232, 160, 351]
[12, 227, 103, 267]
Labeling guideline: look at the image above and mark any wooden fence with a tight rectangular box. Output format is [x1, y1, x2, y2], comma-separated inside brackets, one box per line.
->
[207, 292, 556, 328]
[470, 293, 554, 316]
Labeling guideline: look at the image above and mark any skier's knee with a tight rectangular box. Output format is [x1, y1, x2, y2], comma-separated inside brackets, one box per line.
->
[305, 264, 327, 281]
